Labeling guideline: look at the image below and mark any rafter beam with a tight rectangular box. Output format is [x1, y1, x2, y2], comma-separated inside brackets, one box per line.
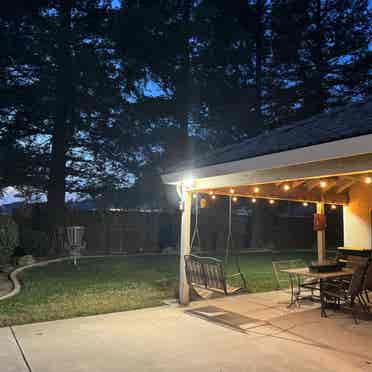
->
[306, 180, 322, 191]
[322, 180, 338, 192]
[336, 179, 355, 193]
[291, 180, 305, 189]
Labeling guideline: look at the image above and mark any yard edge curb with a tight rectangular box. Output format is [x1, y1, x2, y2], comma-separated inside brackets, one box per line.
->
[0, 257, 71, 301]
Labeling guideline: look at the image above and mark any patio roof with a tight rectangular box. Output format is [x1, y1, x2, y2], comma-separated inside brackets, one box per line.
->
[162, 98, 372, 197]
[165, 97, 372, 176]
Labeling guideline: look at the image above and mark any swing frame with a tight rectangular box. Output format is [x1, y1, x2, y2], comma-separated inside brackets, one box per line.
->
[185, 194, 247, 295]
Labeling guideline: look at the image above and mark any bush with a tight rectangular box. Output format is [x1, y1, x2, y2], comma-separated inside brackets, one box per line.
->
[19, 228, 50, 257]
[0, 218, 19, 265]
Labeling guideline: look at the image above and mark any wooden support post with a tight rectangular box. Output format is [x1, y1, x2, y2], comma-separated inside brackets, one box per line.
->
[316, 202, 326, 262]
[179, 190, 192, 305]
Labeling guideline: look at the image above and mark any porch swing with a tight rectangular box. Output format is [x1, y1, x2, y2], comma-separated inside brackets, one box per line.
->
[184, 194, 247, 295]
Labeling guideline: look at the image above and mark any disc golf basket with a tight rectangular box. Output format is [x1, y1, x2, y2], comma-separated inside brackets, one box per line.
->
[66, 226, 86, 265]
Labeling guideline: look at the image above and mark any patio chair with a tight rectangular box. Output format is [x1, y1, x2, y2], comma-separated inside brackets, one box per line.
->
[330, 256, 369, 288]
[362, 262, 372, 304]
[322, 260, 370, 324]
[272, 260, 319, 289]
[272, 260, 319, 305]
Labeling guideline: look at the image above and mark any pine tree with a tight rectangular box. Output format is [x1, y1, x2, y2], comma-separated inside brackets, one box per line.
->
[271, 0, 371, 124]
[1, 1, 139, 230]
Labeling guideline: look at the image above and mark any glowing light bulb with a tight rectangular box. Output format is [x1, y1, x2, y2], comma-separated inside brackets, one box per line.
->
[193, 194, 197, 199]
[254, 187, 260, 193]
[209, 191, 214, 195]
[251, 198, 257, 203]
[269, 199, 275, 205]
[230, 188, 235, 194]
[365, 177, 372, 184]
[283, 184, 290, 191]
[211, 195, 216, 200]
[320, 181, 327, 188]
[183, 178, 194, 188]
[232, 196, 238, 202]
[302, 202, 308, 207]
[331, 204, 337, 210]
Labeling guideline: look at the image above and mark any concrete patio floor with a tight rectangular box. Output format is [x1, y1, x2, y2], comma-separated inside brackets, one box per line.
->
[2, 290, 372, 372]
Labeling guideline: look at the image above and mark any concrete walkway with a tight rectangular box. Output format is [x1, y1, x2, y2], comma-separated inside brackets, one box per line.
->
[2, 291, 372, 372]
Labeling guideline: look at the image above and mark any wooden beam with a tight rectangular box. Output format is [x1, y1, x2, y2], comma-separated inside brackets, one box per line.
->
[336, 179, 355, 193]
[322, 179, 338, 192]
[291, 180, 305, 189]
[179, 191, 191, 305]
[316, 202, 326, 262]
[204, 183, 348, 204]
[306, 180, 321, 191]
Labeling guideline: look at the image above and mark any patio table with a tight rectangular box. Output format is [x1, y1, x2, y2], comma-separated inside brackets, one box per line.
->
[281, 267, 355, 316]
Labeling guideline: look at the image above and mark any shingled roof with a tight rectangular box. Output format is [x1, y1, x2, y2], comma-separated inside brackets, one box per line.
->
[167, 97, 372, 174]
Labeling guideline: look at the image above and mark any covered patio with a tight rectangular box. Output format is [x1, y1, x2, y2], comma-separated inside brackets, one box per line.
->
[162, 98, 372, 305]
[3, 290, 372, 372]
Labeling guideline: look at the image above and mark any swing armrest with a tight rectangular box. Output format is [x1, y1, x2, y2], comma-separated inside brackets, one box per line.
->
[228, 273, 244, 278]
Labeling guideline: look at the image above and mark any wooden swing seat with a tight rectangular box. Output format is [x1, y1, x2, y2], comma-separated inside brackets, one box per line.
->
[185, 254, 247, 295]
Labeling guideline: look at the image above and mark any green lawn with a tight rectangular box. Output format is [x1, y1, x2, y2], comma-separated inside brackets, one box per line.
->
[0, 252, 319, 327]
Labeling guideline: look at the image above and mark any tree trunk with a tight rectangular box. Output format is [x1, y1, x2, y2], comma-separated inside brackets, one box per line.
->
[314, 0, 325, 112]
[304, 0, 325, 116]
[255, 0, 265, 123]
[166, 0, 191, 167]
[47, 1, 73, 234]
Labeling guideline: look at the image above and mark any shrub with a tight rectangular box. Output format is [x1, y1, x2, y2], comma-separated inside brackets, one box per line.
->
[0, 218, 19, 265]
[19, 228, 50, 257]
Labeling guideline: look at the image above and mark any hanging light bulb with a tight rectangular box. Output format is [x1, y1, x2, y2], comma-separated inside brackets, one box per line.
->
[302, 202, 308, 207]
[209, 190, 214, 195]
[230, 188, 235, 194]
[320, 181, 327, 188]
[251, 198, 257, 203]
[331, 204, 337, 210]
[365, 177, 372, 184]
[211, 194, 216, 200]
[283, 184, 290, 191]
[253, 187, 260, 193]
[269, 199, 275, 205]
[232, 196, 238, 202]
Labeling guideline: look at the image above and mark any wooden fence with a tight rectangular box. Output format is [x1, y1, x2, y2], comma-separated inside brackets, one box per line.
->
[6, 206, 343, 255]
[65, 210, 342, 254]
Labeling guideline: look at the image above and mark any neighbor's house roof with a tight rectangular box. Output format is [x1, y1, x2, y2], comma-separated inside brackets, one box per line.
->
[163, 97, 372, 185]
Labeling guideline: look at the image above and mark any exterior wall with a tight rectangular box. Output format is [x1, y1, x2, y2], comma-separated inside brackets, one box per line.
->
[343, 183, 372, 249]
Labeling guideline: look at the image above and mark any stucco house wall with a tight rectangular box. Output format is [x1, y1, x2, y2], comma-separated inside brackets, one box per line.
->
[343, 183, 372, 249]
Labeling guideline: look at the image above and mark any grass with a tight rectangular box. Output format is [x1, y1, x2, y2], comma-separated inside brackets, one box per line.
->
[0, 251, 319, 327]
